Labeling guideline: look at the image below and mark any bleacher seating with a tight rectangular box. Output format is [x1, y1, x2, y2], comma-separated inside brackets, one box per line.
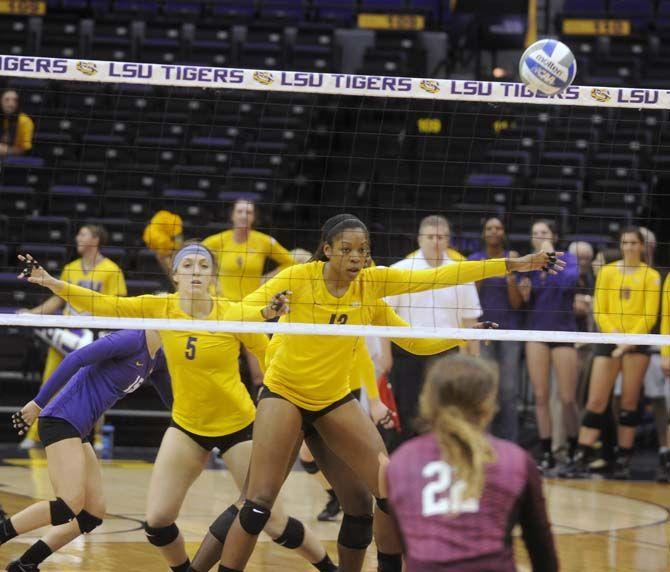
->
[0, 0, 664, 294]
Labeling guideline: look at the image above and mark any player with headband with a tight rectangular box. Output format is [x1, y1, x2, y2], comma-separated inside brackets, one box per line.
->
[17, 243, 337, 572]
[0, 329, 170, 572]
[214, 213, 563, 572]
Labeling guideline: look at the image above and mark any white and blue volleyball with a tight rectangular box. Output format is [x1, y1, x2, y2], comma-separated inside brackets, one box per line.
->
[519, 39, 576, 95]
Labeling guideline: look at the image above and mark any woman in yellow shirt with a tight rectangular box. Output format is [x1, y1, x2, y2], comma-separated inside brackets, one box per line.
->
[20, 244, 336, 572]
[659, 275, 670, 480]
[0, 89, 34, 155]
[203, 199, 295, 388]
[566, 227, 661, 480]
[216, 214, 560, 572]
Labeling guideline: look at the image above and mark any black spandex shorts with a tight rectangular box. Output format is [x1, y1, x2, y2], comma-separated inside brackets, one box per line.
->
[537, 341, 575, 350]
[170, 420, 254, 454]
[593, 344, 649, 358]
[259, 386, 358, 437]
[38, 416, 90, 448]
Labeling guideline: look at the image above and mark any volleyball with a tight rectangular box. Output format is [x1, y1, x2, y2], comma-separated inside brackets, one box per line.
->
[519, 39, 576, 95]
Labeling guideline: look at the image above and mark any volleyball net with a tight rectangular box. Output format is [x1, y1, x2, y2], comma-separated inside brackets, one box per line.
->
[0, 55, 669, 347]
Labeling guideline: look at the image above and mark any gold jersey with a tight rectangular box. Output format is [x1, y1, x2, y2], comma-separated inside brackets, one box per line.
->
[230, 259, 507, 409]
[202, 229, 294, 301]
[55, 285, 267, 436]
[594, 261, 660, 336]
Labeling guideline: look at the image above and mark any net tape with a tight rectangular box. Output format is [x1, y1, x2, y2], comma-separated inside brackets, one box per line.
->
[0, 55, 668, 109]
[1, 313, 668, 345]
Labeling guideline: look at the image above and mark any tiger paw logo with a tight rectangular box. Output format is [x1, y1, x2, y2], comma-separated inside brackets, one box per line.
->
[419, 80, 440, 94]
[253, 71, 274, 85]
[76, 61, 98, 76]
[590, 88, 611, 103]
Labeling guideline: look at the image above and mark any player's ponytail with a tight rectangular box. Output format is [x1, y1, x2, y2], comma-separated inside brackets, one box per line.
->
[311, 214, 369, 262]
[418, 355, 498, 501]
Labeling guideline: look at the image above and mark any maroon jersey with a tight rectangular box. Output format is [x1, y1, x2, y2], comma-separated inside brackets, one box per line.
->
[387, 433, 558, 572]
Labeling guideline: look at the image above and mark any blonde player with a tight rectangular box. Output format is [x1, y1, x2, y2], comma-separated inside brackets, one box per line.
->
[19, 244, 336, 572]
[214, 213, 561, 572]
[22, 224, 126, 449]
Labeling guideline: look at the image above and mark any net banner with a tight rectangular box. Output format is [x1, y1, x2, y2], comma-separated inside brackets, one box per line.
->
[0, 55, 667, 109]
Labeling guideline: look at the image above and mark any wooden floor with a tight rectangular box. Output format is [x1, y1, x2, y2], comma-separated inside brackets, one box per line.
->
[0, 454, 668, 572]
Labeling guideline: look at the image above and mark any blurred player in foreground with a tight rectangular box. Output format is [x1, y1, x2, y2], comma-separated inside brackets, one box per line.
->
[383, 355, 558, 572]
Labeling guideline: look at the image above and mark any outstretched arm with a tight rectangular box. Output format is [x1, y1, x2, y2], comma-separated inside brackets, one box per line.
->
[19, 253, 161, 318]
[366, 252, 563, 299]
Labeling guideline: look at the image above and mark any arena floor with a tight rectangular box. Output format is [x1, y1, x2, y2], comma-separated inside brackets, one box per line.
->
[0, 451, 668, 572]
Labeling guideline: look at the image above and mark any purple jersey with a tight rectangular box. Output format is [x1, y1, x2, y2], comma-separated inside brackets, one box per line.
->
[468, 250, 521, 329]
[387, 433, 558, 572]
[523, 251, 579, 332]
[37, 330, 171, 438]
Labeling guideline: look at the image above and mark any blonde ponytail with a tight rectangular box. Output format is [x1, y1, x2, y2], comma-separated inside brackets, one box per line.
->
[433, 406, 495, 499]
[419, 356, 498, 501]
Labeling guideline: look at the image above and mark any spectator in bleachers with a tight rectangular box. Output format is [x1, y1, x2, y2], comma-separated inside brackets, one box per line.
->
[568, 227, 661, 480]
[468, 217, 524, 442]
[518, 220, 580, 473]
[203, 199, 294, 388]
[20, 224, 127, 449]
[382, 215, 482, 451]
[0, 89, 34, 156]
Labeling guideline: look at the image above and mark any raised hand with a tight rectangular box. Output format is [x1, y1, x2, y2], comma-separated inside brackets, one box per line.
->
[17, 253, 58, 289]
[262, 290, 292, 320]
[506, 251, 566, 275]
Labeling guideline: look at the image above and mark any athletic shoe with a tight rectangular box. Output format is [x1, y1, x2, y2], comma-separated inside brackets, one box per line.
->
[655, 451, 670, 483]
[6, 560, 40, 571]
[317, 491, 341, 522]
[558, 448, 595, 479]
[610, 456, 631, 480]
[537, 452, 556, 475]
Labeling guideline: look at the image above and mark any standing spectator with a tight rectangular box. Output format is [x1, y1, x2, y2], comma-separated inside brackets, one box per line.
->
[519, 220, 580, 472]
[568, 227, 661, 480]
[382, 215, 482, 450]
[568, 241, 596, 409]
[21, 225, 127, 449]
[630, 227, 668, 481]
[569, 241, 595, 334]
[0, 89, 34, 156]
[468, 217, 524, 442]
[203, 200, 294, 389]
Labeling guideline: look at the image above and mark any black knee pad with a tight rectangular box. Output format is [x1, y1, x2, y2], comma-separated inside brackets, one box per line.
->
[49, 497, 76, 526]
[619, 409, 641, 427]
[76, 510, 103, 534]
[377, 551, 403, 572]
[582, 410, 606, 430]
[375, 497, 390, 514]
[299, 459, 320, 475]
[238, 500, 271, 536]
[209, 504, 240, 544]
[144, 521, 180, 547]
[273, 516, 304, 549]
[337, 513, 373, 550]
